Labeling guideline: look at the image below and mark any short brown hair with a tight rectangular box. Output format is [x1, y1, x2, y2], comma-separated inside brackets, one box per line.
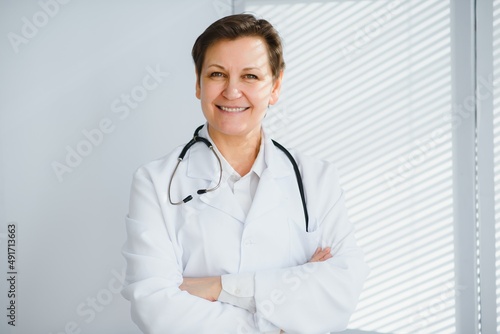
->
[191, 14, 285, 82]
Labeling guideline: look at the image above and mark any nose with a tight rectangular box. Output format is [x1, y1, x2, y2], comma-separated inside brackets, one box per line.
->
[222, 79, 242, 100]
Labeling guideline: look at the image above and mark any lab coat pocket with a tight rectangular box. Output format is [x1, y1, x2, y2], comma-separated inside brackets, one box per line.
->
[288, 219, 321, 265]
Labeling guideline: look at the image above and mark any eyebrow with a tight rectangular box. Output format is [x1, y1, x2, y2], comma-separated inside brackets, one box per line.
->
[206, 64, 263, 72]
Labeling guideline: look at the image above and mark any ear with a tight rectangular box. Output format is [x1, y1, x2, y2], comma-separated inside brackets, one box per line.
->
[195, 70, 201, 100]
[269, 70, 284, 106]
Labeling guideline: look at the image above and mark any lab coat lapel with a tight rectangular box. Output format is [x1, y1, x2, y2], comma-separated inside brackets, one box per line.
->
[185, 139, 246, 222]
[245, 170, 284, 223]
[199, 184, 246, 222]
[246, 137, 294, 223]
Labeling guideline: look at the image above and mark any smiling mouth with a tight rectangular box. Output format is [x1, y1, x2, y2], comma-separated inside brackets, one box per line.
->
[217, 105, 249, 112]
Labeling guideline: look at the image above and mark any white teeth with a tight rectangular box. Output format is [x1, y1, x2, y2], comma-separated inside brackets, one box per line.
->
[219, 106, 247, 112]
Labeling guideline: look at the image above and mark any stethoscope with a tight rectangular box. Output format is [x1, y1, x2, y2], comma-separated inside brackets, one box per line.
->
[168, 125, 310, 232]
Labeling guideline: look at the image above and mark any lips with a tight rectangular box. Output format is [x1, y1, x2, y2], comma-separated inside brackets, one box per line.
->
[217, 105, 249, 112]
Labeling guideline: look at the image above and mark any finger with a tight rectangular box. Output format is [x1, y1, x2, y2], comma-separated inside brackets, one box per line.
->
[319, 248, 332, 259]
[309, 248, 322, 261]
[319, 253, 333, 261]
[316, 247, 330, 257]
[313, 247, 326, 260]
[309, 247, 327, 262]
[311, 248, 332, 262]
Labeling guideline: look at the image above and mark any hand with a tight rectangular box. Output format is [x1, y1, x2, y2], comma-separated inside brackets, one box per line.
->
[179, 276, 222, 302]
[179, 248, 331, 302]
[308, 247, 332, 262]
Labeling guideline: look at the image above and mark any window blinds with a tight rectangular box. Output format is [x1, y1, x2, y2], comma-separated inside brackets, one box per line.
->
[246, 1, 455, 332]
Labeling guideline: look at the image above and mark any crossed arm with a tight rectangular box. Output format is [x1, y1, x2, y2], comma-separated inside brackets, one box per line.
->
[124, 167, 369, 333]
[179, 247, 333, 302]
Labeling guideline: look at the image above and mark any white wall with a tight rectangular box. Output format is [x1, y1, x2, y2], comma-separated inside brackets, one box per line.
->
[0, 1, 230, 333]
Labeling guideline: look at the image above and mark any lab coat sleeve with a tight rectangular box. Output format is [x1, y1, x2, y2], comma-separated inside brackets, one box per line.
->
[121, 167, 261, 334]
[213, 192, 368, 334]
[252, 190, 369, 334]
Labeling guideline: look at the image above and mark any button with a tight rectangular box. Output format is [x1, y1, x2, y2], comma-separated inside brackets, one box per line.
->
[243, 238, 253, 247]
[234, 288, 241, 295]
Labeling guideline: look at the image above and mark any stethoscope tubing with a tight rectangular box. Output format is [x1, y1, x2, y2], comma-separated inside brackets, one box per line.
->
[168, 125, 309, 232]
[168, 125, 223, 204]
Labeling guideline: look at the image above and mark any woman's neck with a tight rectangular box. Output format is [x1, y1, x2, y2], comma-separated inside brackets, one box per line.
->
[208, 126, 262, 176]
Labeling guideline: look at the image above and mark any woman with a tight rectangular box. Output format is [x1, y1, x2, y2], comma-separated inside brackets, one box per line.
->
[122, 14, 369, 334]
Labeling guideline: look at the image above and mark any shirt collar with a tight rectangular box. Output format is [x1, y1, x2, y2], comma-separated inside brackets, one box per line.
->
[200, 124, 267, 179]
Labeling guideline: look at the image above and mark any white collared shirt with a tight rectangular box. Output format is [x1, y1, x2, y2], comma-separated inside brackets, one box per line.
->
[204, 128, 265, 317]
[207, 129, 266, 217]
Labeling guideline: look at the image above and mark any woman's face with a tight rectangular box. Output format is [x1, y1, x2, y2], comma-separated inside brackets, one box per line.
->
[196, 36, 283, 140]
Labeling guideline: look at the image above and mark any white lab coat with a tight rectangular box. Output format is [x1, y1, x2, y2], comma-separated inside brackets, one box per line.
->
[122, 125, 369, 334]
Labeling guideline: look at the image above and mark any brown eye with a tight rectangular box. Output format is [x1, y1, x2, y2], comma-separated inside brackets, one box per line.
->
[210, 72, 225, 78]
[243, 74, 258, 80]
